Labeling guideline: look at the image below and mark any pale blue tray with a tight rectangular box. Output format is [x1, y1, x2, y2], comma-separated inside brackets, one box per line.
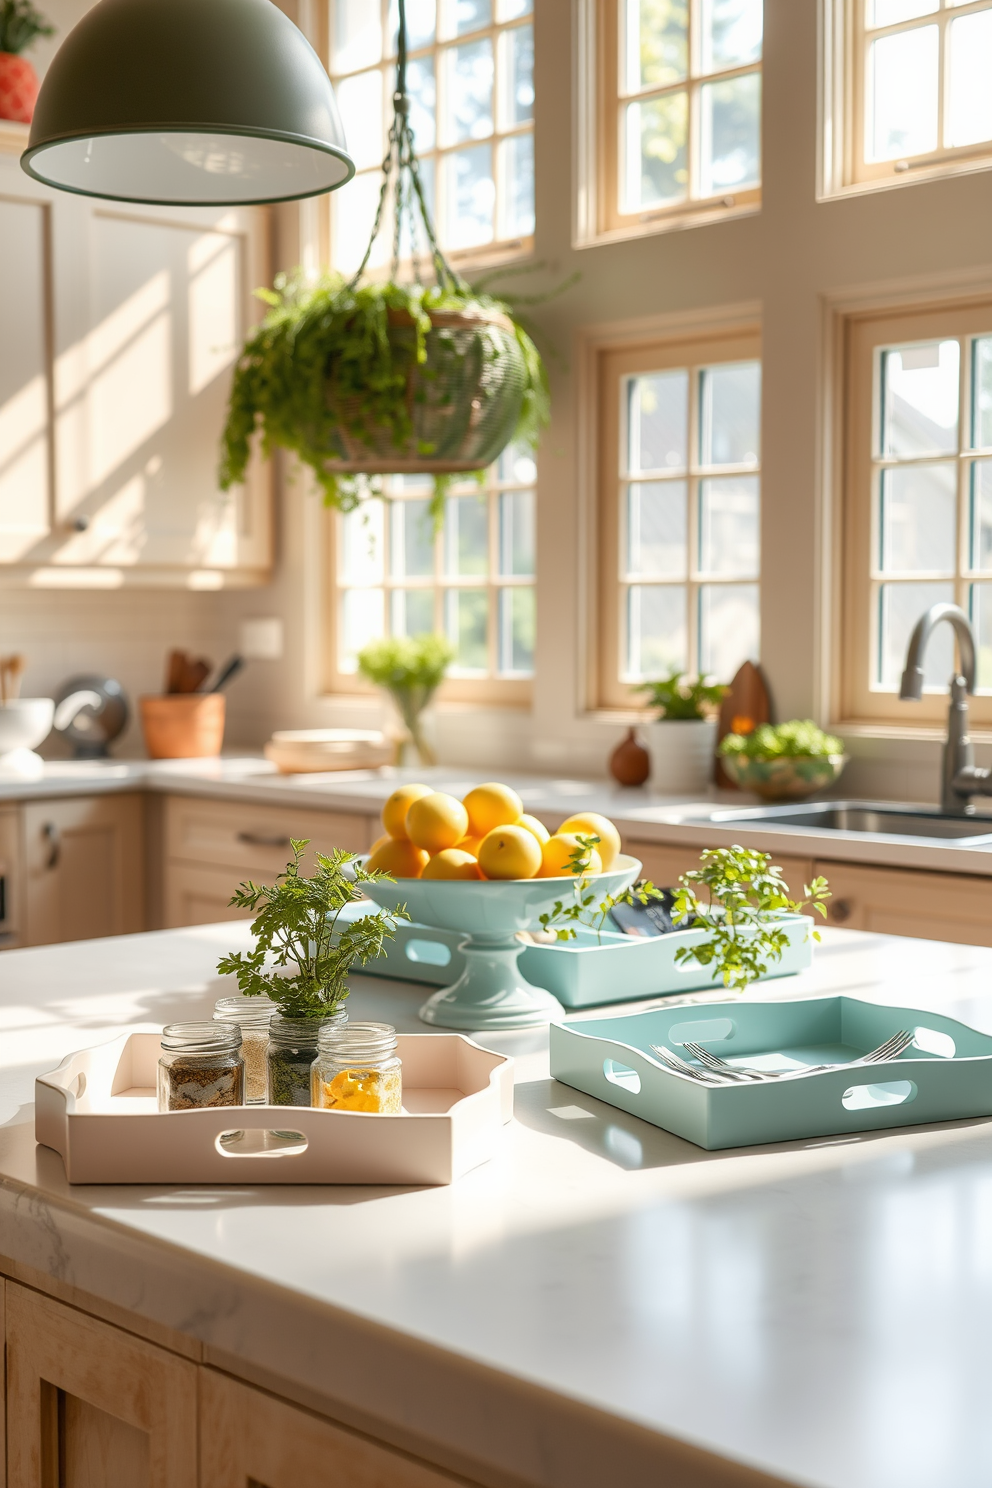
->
[340, 901, 814, 1009]
[549, 997, 992, 1149]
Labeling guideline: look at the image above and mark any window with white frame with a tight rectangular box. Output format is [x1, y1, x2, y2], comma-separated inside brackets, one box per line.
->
[330, 447, 536, 700]
[829, 0, 992, 190]
[595, 332, 761, 708]
[589, 0, 762, 239]
[327, 0, 534, 274]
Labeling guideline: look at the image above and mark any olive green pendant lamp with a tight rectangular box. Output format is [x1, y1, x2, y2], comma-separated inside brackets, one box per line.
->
[21, 0, 355, 206]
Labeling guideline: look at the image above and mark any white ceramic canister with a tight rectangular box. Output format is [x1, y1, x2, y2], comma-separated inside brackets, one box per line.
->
[647, 717, 718, 796]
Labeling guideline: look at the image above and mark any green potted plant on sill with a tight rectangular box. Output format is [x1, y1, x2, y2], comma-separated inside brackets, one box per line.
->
[718, 719, 847, 801]
[357, 632, 454, 767]
[0, 0, 54, 124]
[635, 671, 728, 796]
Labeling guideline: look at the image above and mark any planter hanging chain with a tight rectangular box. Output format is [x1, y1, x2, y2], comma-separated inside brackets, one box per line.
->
[349, 0, 464, 295]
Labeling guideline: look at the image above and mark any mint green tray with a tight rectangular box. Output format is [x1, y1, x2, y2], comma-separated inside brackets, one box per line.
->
[549, 998, 992, 1149]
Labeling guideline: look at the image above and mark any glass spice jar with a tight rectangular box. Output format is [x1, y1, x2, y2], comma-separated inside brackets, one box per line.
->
[266, 1009, 347, 1107]
[311, 1022, 402, 1114]
[213, 995, 277, 1104]
[157, 1023, 245, 1112]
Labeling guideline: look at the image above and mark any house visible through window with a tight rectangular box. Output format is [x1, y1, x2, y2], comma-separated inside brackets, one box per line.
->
[594, 0, 762, 237]
[841, 300, 992, 726]
[328, 0, 535, 273]
[595, 330, 761, 709]
[330, 446, 536, 701]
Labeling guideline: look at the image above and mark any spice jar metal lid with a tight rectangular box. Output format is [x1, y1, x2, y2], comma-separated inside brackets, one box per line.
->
[317, 1020, 397, 1059]
[213, 995, 277, 1030]
[161, 1021, 241, 1055]
[268, 1008, 348, 1046]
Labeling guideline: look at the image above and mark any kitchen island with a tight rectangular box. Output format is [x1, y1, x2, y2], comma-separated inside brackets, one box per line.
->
[1, 922, 991, 1487]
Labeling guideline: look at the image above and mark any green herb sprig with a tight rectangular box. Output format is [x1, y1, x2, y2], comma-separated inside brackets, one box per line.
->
[216, 841, 407, 1019]
[537, 834, 665, 943]
[636, 669, 727, 720]
[672, 846, 830, 992]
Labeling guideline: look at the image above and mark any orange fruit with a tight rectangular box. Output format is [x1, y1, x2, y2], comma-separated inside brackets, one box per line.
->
[407, 792, 470, 853]
[365, 838, 430, 878]
[368, 832, 391, 856]
[455, 834, 485, 858]
[539, 833, 603, 879]
[462, 782, 523, 838]
[422, 848, 483, 881]
[518, 813, 550, 845]
[382, 783, 432, 840]
[557, 813, 621, 871]
[478, 824, 542, 880]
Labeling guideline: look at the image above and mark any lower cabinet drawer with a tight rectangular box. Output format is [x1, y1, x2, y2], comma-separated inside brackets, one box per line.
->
[622, 839, 815, 901]
[164, 795, 375, 876]
[817, 859, 992, 946]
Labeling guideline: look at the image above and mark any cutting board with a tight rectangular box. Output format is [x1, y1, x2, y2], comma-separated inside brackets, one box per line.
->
[715, 660, 771, 789]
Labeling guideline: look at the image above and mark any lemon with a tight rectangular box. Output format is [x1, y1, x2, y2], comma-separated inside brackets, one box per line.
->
[366, 838, 430, 878]
[455, 834, 485, 858]
[478, 824, 542, 880]
[557, 812, 621, 870]
[422, 848, 483, 880]
[518, 813, 550, 845]
[463, 782, 523, 838]
[407, 792, 470, 853]
[368, 832, 391, 856]
[539, 833, 603, 879]
[382, 783, 433, 840]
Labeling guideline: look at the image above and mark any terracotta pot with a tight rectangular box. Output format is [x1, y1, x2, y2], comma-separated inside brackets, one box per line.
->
[0, 53, 39, 124]
[140, 695, 225, 759]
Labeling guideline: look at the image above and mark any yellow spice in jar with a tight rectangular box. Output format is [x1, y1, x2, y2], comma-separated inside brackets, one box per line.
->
[316, 1066, 402, 1113]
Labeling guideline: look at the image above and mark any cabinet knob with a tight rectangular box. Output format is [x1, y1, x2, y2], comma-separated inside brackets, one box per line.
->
[42, 821, 61, 870]
[830, 897, 853, 923]
[236, 831, 292, 849]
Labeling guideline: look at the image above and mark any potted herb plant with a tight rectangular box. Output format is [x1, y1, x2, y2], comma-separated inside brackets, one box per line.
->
[636, 671, 728, 795]
[0, 0, 53, 123]
[357, 633, 454, 767]
[718, 719, 847, 801]
[672, 846, 830, 992]
[216, 841, 406, 1104]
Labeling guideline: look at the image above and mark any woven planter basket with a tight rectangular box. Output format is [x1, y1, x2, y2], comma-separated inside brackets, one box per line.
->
[323, 306, 528, 475]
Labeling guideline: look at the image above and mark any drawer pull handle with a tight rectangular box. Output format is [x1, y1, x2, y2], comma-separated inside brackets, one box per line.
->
[237, 831, 292, 849]
[43, 821, 61, 870]
[830, 897, 853, 923]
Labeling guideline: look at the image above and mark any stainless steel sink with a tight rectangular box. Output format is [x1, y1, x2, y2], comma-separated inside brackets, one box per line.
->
[694, 800, 992, 843]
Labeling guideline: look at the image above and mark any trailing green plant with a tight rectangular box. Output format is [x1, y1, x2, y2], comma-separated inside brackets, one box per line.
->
[671, 846, 831, 992]
[219, 271, 550, 525]
[719, 719, 844, 759]
[537, 834, 665, 944]
[216, 841, 407, 1019]
[636, 670, 727, 720]
[357, 632, 453, 766]
[0, 0, 53, 52]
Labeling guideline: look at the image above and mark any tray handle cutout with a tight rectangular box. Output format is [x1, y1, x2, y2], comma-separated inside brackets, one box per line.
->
[215, 1129, 310, 1158]
[669, 1018, 735, 1046]
[604, 1059, 641, 1095]
[842, 1080, 917, 1112]
[405, 939, 452, 967]
[912, 1027, 955, 1058]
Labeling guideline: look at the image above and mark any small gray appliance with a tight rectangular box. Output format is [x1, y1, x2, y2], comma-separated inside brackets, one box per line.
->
[53, 675, 130, 758]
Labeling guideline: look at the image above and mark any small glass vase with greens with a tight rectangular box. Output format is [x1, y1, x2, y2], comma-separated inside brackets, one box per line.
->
[357, 633, 453, 767]
[216, 841, 407, 1105]
[636, 670, 727, 720]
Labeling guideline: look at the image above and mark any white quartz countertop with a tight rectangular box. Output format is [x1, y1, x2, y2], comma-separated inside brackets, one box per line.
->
[7, 756, 992, 876]
[2, 922, 992, 1487]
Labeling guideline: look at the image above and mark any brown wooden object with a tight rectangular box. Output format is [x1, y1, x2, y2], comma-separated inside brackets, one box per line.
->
[609, 726, 650, 786]
[715, 661, 771, 789]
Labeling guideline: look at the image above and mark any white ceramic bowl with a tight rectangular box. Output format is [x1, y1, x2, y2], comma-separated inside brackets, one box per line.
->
[0, 699, 54, 778]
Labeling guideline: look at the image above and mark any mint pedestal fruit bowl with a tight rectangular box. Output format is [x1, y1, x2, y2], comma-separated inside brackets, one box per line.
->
[362, 855, 641, 1030]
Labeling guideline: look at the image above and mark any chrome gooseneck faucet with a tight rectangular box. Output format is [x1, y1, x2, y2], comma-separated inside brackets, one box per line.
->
[899, 602, 992, 814]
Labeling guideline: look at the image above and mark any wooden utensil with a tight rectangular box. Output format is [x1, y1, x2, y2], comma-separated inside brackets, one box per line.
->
[0, 654, 25, 704]
[715, 661, 772, 788]
[164, 650, 212, 695]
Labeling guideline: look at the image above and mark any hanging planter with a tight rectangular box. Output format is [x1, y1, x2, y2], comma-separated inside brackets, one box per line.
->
[220, 0, 550, 517]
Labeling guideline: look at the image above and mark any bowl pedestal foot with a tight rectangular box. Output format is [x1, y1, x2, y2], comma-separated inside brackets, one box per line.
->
[419, 934, 564, 1030]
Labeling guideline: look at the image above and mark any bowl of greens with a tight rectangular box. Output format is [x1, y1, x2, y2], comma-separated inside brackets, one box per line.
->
[718, 720, 847, 801]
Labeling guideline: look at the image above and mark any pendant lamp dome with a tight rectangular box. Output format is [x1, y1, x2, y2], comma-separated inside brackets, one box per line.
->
[20, 0, 354, 206]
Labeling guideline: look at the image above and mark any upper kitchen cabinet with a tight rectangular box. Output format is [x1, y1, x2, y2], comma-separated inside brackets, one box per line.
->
[0, 132, 271, 586]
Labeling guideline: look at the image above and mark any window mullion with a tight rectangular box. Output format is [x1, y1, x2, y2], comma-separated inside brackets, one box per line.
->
[688, 366, 701, 675]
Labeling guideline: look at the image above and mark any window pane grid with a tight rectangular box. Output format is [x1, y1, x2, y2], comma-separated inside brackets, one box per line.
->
[869, 331, 992, 691]
[860, 0, 992, 171]
[336, 457, 536, 680]
[619, 358, 760, 683]
[617, 0, 762, 215]
[329, 1, 535, 270]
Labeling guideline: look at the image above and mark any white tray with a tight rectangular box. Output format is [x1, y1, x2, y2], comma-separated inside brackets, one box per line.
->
[36, 1033, 513, 1186]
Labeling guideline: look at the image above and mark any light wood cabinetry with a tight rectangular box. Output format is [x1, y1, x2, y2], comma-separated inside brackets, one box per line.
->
[162, 795, 375, 929]
[21, 795, 144, 947]
[200, 1370, 466, 1488]
[816, 859, 992, 947]
[5, 1282, 197, 1488]
[0, 807, 20, 946]
[622, 836, 815, 901]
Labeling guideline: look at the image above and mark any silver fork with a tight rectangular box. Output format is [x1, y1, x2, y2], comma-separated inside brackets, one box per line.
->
[649, 1044, 726, 1084]
[682, 1030, 915, 1083]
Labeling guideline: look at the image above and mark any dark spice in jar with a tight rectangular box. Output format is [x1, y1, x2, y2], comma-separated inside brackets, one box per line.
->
[266, 1011, 346, 1106]
[157, 1022, 245, 1113]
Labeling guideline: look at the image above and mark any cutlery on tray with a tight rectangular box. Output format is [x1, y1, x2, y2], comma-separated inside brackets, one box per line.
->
[650, 1030, 915, 1085]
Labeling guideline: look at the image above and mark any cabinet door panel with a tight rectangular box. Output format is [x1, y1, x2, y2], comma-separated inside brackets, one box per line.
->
[6, 1283, 196, 1488]
[200, 1369, 467, 1488]
[816, 859, 992, 947]
[22, 795, 144, 946]
[0, 194, 50, 561]
[164, 862, 256, 929]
